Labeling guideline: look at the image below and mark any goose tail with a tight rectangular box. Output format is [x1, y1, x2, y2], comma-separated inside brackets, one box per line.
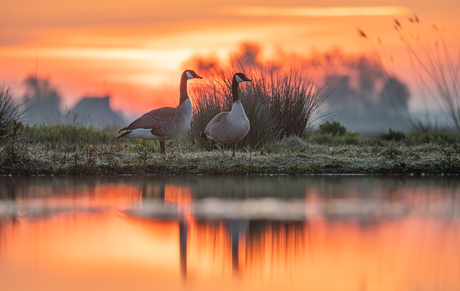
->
[116, 131, 130, 139]
[117, 127, 127, 133]
[200, 128, 207, 137]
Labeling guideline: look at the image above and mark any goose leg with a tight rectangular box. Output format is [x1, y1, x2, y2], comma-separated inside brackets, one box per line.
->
[160, 139, 166, 155]
[220, 144, 226, 156]
[232, 144, 236, 158]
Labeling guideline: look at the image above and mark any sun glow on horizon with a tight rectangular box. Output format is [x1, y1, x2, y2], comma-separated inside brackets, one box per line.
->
[2, 47, 192, 70]
[221, 6, 411, 17]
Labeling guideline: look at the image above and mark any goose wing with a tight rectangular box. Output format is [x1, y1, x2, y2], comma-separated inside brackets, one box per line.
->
[118, 107, 178, 136]
[200, 112, 229, 137]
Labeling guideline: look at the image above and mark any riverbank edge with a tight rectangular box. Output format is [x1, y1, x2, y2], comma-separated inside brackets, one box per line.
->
[1, 144, 459, 176]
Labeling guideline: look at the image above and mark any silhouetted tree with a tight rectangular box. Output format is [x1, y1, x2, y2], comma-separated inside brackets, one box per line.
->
[356, 56, 385, 96]
[320, 53, 410, 133]
[379, 77, 410, 117]
[22, 75, 62, 124]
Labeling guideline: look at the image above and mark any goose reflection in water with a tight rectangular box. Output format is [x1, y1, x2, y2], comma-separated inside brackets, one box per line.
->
[1, 176, 460, 291]
[126, 208, 308, 280]
[171, 218, 308, 279]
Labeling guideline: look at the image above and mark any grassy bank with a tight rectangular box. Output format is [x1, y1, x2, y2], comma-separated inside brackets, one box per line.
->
[1, 122, 459, 176]
[1, 135, 459, 175]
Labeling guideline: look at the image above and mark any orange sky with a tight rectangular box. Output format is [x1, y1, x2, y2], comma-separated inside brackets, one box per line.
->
[1, 0, 460, 115]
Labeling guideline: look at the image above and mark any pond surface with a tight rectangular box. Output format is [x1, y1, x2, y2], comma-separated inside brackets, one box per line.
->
[0, 175, 459, 291]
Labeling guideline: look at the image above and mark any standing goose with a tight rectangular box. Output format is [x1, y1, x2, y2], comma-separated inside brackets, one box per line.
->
[117, 69, 202, 154]
[201, 72, 252, 157]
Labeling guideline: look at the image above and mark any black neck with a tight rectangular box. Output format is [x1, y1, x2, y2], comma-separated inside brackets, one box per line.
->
[180, 73, 189, 104]
[232, 78, 239, 103]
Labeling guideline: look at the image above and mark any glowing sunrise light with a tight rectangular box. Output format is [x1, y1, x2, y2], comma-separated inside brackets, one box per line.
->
[2, 47, 192, 69]
[221, 6, 411, 17]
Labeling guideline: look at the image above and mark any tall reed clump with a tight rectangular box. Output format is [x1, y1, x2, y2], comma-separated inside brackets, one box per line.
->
[0, 84, 24, 140]
[188, 65, 327, 149]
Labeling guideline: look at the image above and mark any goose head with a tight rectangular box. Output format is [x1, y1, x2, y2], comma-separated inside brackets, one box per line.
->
[233, 73, 252, 84]
[180, 69, 203, 104]
[184, 70, 203, 80]
[231, 73, 252, 103]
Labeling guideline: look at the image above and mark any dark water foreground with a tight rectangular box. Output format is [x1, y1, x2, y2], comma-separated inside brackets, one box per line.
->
[0, 175, 459, 291]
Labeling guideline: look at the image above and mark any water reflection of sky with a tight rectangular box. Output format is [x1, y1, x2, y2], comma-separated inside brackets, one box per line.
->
[0, 176, 459, 291]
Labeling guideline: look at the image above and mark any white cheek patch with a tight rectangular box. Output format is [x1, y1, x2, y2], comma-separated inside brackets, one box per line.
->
[235, 75, 244, 83]
[186, 71, 193, 79]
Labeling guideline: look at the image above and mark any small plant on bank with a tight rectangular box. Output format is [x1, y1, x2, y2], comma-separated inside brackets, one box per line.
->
[381, 141, 402, 158]
[318, 121, 346, 136]
[308, 121, 360, 144]
[452, 142, 460, 153]
[379, 128, 406, 141]
[1, 119, 27, 165]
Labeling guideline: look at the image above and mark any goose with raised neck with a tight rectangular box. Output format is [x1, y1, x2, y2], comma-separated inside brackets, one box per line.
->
[117, 69, 202, 154]
[200, 72, 252, 157]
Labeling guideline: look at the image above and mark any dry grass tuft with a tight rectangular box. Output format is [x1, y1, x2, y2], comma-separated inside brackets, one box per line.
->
[0, 84, 25, 140]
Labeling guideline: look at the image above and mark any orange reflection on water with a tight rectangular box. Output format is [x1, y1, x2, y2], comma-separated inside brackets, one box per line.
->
[12, 182, 142, 209]
[164, 185, 192, 218]
[1, 180, 460, 291]
[0, 214, 181, 291]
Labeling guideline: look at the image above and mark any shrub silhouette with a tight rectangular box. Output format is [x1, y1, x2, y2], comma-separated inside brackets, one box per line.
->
[189, 65, 327, 149]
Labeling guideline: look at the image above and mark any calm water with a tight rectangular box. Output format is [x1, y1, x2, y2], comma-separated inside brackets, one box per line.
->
[0, 175, 459, 291]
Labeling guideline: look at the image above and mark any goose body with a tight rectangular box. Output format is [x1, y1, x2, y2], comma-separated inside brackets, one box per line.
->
[201, 73, 252, 157]
[117, 70, 202, 154]
[201, 100, 249, 144]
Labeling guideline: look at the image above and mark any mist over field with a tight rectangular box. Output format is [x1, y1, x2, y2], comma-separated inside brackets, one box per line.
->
[12, 42, 453, 135]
